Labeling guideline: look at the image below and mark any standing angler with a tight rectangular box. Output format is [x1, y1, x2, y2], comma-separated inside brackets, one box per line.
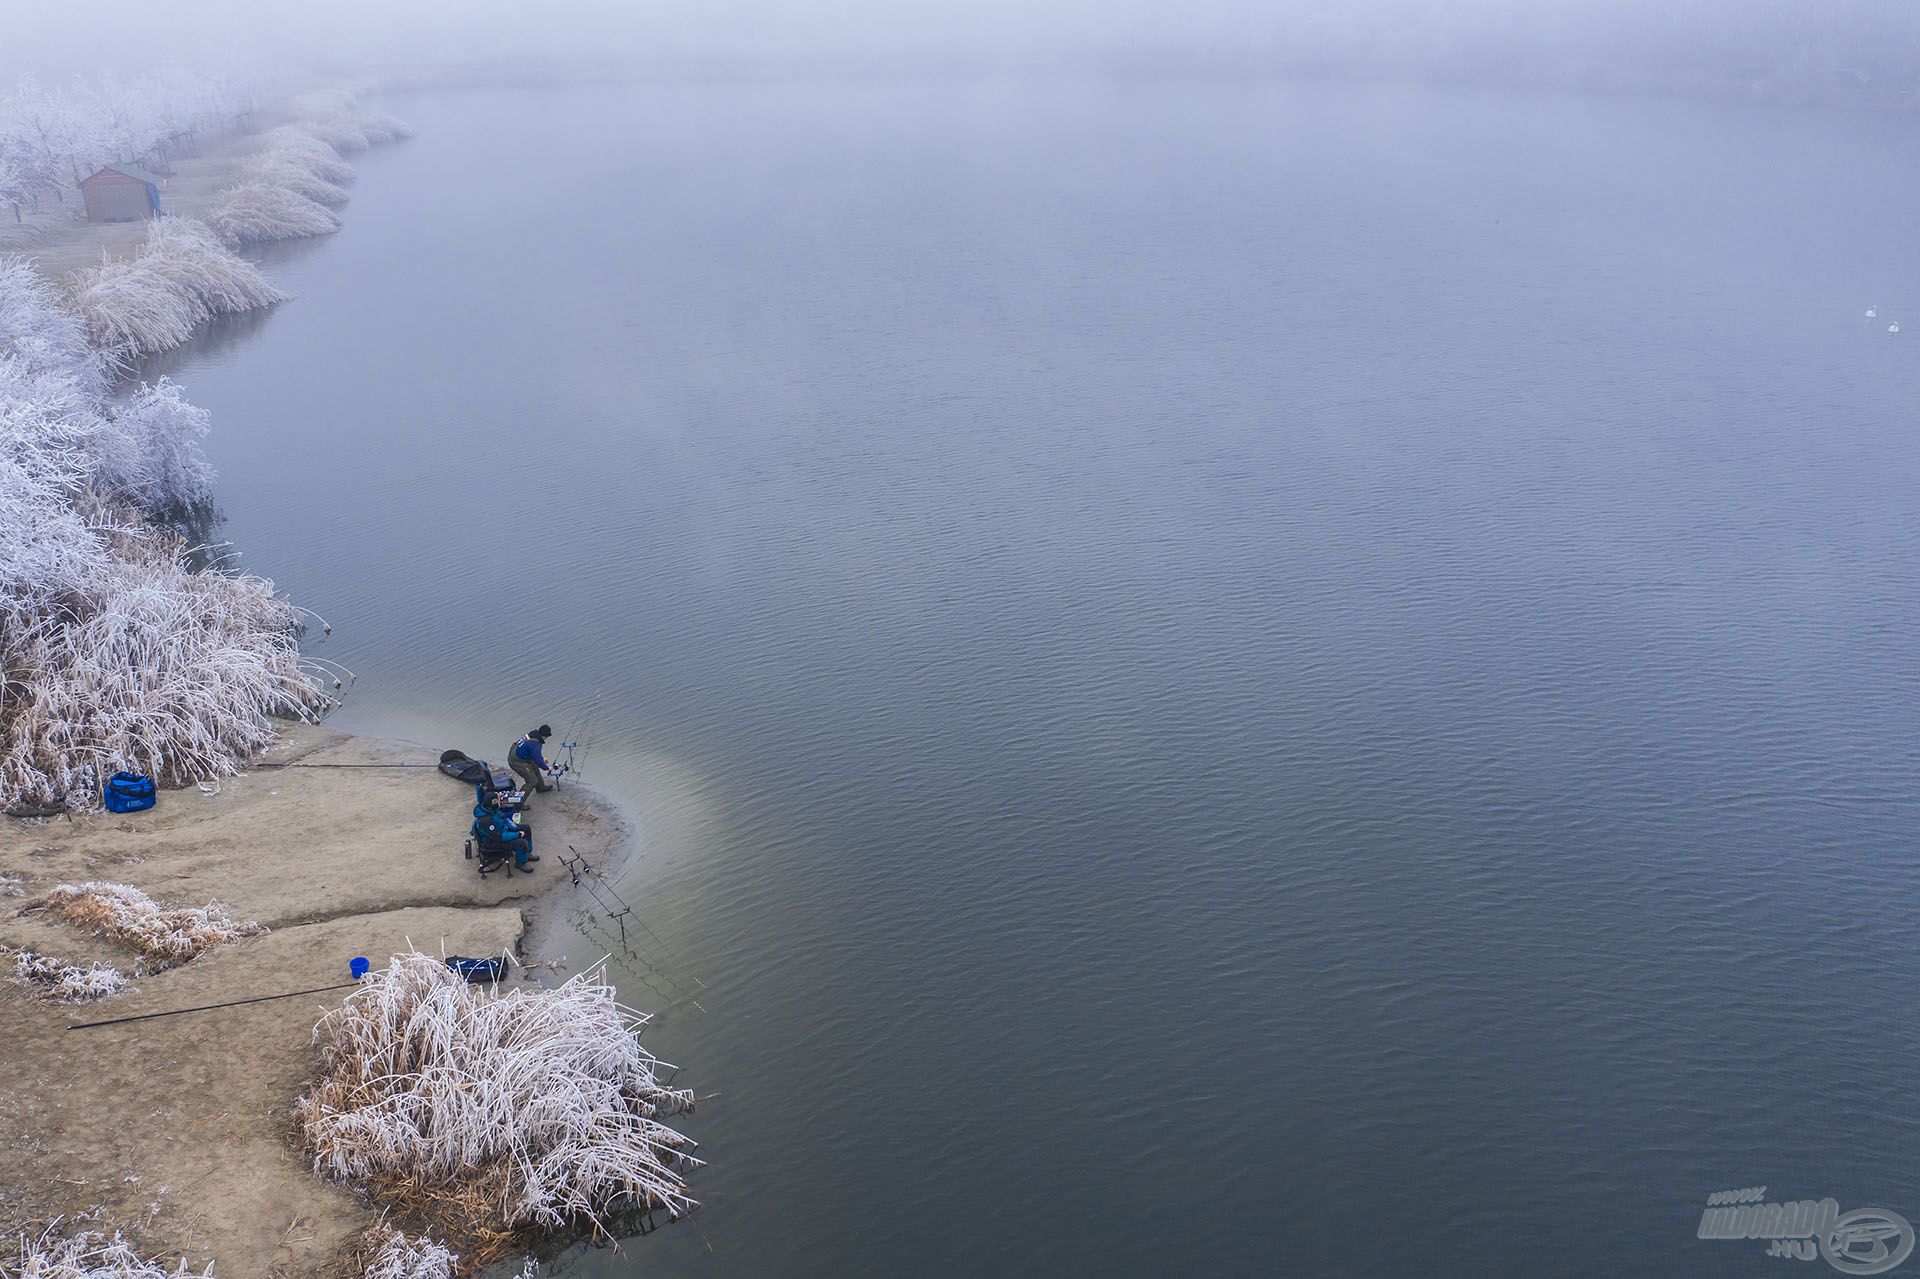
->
[509, 724, 557, 797]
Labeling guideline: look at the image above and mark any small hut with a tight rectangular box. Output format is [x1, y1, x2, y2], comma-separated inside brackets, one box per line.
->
[79, 164, 166, 223]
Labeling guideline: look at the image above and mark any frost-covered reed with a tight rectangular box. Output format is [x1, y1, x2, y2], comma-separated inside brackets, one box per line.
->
[3, 1224, 212, 1278]
[254, 128, 357, 185]
[139, 219, 287, 316]
[357, 114, 416, 145]
[206, 182, 342, 246]
[299, 953, 698, 1268]
[4, 945, 127, 1002]
[44, 882, 264, 968]
[0, 259, 338, 808]
[246, 158, 351, 207]
[207, 98, 410, 247]
[70, 219, 285, 360]
[355, 1228, 457, 1279]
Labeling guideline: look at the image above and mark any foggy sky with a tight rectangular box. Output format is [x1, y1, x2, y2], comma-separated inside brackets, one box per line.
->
[5, 1, 1920, 96]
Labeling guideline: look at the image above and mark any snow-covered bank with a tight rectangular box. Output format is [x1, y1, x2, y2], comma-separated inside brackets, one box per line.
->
[0, 82, 419, 808]
[0, 258, 343, 807]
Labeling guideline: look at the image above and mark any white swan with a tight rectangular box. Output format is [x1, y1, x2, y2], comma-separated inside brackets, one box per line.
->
[1891, 321, 1903, 334]
[1867, 306, 1878, 318]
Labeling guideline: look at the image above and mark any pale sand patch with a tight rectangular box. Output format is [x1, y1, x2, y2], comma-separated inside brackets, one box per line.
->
[0, 722, 619, 1276]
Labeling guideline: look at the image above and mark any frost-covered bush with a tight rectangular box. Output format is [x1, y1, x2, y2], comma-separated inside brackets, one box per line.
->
[2, 1224, 214, 1278]
[299, 953, 699, 1268]
[0, 258, 337, 807]
[5, 945, 126, 1001]
[95, 378, 215, 518]
[45, 882, 264, 968]
[207, 182, 341, 245]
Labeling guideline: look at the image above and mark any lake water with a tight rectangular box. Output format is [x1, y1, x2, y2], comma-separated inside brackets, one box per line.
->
[159, 79, 1920, 1276]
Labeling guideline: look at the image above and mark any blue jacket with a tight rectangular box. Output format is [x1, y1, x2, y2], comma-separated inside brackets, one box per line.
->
[513, 735, 549, 769]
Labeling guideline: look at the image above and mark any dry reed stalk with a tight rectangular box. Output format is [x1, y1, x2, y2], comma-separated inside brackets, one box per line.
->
[3, 945, 126, 1002]
[298, 953, 698, 1272]
[44, 882, 264, 969]
[2, 1222, 213, 1278]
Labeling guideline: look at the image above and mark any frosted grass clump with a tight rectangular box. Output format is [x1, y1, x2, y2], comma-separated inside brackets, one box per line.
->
[0, 528, 339, 804]
[70, 258, 201, 359]
[5, 946, 126, 1002]
[355, 113, 416, 144]
[207, 182, 341, 246]
[139, 219, 287, 317]
[299, 953, 699, 1268]
[254, 128, 357, 185]
[44, 882, 264, 968]
[70, 220, 284, 360]
[245, 157, 350, 207]
[357, 1229, 456, 1279]
[2, 1223, 212, 1278]
[291, 114, 371, 154]
[211, 100, 412, 244]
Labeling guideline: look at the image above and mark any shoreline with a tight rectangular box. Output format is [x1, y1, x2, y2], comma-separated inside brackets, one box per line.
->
[0, 722, 629, 1275]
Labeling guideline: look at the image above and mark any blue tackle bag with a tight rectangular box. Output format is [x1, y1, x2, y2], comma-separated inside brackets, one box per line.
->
[446, 956, 509, 983]
[103, 772, 156, 814]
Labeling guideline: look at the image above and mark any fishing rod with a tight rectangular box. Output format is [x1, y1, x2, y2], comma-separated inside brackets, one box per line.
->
[252, 762, 438, 770]
[67, 980, 361, 1030]
[570, 869, 707, 1013]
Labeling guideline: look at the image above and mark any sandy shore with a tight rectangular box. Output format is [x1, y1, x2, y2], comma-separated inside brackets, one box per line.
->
[0, 723, 622, 1275]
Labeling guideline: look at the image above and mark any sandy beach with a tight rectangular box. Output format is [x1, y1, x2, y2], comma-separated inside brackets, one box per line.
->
[0, 723, 622, 1275]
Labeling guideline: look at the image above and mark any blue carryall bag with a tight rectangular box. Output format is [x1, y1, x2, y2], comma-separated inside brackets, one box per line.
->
[103, 772, 156, 814]
[446, 956, 509, 983]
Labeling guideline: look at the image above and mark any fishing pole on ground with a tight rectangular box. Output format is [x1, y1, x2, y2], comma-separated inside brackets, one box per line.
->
[252, 762, 439, 770]
[66, 980, 363, 1031]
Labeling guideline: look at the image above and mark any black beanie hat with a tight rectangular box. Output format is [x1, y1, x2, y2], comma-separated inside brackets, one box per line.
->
[535, 724, 552, 739]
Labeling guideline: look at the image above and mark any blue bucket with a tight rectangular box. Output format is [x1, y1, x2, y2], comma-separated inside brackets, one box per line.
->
[349, 957, 371, 980]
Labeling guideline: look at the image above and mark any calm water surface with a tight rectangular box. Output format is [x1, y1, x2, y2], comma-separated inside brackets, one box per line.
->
[161, 80, 1920, 1276]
